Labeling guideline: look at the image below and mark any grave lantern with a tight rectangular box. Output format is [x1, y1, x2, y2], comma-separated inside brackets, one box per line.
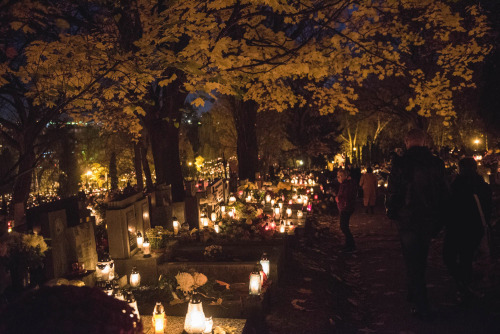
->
[286, 207, 292, 217]
[260, 253, 270, 277]
[228, 210, 234, 218]
[278, 200, 283, 210]
[220, 204, 226, 213]
[297, 210, 304, 219]
[265, 194, 271, 203]
[246, 195, 252, 203]
[105, 280, 113, 296]
[152, 302, 166, 334]
[280, 223, 285, 233]
[249, 265, 262, 295]
[136, 231, 143, 249]
[288, 200, 293, 205]
[200, 213, 209, 227]
[271, 199, 275, 206]
[203, 317, 213, 334]
[214, 223, 220, 234]
[229, 195, 236, 203]
[211, 212, 217, 222]
[96, 254, 115, 281]
[127, 291, 140, 320]
[173, 217, 179, 235]
[114, 289, 125, 301]
[274, 204, 280, 217]
[143, 237, 151, 258]
[184, 292, 206, 334]
[130, 266, 141, 288]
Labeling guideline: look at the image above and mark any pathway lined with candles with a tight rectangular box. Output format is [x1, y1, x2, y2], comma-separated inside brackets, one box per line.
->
[265, 200, 500, 334]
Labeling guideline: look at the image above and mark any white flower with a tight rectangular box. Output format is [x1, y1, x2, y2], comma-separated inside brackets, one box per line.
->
[193, 272, 207, 287]
[176, 272, 195, 293]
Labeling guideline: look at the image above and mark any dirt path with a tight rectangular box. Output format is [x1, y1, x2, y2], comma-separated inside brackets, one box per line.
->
[266, 202, 500, 334]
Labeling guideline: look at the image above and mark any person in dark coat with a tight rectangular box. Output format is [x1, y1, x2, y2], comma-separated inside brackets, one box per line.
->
[336, 169, 357, 252]
[443, 157, 492, 303]
[386, 129, 449, 319]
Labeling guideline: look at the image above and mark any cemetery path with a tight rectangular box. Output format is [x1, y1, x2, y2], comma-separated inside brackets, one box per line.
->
[266, 201, 500, 334]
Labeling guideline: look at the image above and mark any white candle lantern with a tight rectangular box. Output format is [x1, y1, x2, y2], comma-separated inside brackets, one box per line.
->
[249, 269, 262, 295]
[143, 237, 151, 258]
[173, 217, 179, 235]
[280, 224, 285, 233]
[203, 317, 213, 334]
[265, 194, 271, 203]
[96, 255, 115, 281]
[127, 291, 140, 320]
[136, 231, 143, 249]
[153, 302, 166, 334]
[220, 204, 226, 213]
[286, 207, 292, 217]
[271, 199, 275, 206]
[260, 253, 270, 277]
[274, 205, 280, 217]
[228, 210, 234, 218]
[246, 195, 252, 203]
[214, 223, 220, 233]
[211, 212, 217, 222]
[184, 292, 206, 334]
[105, 280, 113, 296]
[130, 266, 141, 288]
[229, 196, 236, 203]
[297, 210, 304, 219]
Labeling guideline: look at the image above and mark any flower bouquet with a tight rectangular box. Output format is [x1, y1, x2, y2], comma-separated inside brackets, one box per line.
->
[0, 232, 48, 289]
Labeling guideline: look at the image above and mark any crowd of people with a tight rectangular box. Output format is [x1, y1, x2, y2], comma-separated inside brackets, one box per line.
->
[327, 128, 495, 321]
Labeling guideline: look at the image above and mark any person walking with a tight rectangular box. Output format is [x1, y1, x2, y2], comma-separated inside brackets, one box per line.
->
[336, 169, 357, 252]
[443, 157, 492, 304]
[359, 167, 378, 214]
[386, 129, 449, 319]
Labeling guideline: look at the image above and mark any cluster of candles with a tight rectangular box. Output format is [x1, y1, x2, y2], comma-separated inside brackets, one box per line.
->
[150, 293, 213, 334]
[249, 253, 271, 295]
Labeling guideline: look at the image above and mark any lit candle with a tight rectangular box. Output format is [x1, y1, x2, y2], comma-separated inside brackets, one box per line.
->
[265, 194, 271, 203]
[211, 212, 216, 222]
[297, 210, 304, 219]
[130, 267, 141, 288]
[249, 269, 262, 295]
[153, 302, 166, 334]
[280, 224, 285, 233]
[260, 253, 270, 277]
[184, 293, 206, 334]
[143, 237, 151, 258]
[203, 317, 213, 334]
[286, 207, 292, 217]
[173, 217, 179, 235]
[136, 231, 143, 249]
[220, 205, 226, 213]
[214, 223, 220, 233]
[271, 199, 275, 206]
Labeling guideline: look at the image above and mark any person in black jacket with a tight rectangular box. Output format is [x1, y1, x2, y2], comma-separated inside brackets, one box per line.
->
[443, 157, 492, 303]
[386, 129, 449, 319]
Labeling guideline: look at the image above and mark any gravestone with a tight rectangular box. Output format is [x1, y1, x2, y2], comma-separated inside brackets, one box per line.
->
[106, 193, 150, 259]
[26, 197, 97, 280]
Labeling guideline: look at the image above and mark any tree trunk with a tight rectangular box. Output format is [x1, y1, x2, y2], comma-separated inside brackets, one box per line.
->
[140, 143, 153, 191]
[232, 98, 258, 182]
[12, 149, 35, 225]
[144, 72, 187, 202]
[133, 142, 143, 191]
